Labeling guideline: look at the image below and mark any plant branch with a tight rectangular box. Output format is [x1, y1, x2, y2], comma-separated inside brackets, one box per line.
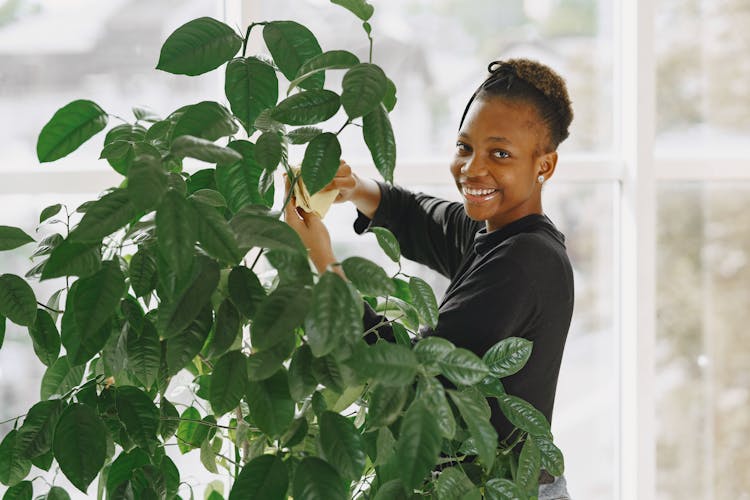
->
[36, 301, 62, 314]
[0, 414, 26, 426]
[361, 312, 404, 338]
[335, 119, 351, 136]
[249, 247, 264, 271]
[159, 416, 237, 431]
[242, 22, 266, 58]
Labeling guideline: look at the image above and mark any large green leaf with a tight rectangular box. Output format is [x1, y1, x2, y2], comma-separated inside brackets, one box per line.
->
[215, 141, 273, 212]
[372, 480, 409, 500]
[156, 190, 197, 277]
[115, 386, 159, 451]
[0, 274, 37, 327]
[40, 239, 101, 280]
[164, 304, 213, 375]
[270, 89, 340, 125]
[39, 204, 62, 224]
[288, 344, 317, 400]
[263, 21, 323, 89]
[438, 348, 489, 387]
[63, 261, 127, 366]
[341, 256, 396, 296]
[230, 209, 305, 254]
[287, 126, 323, 144]
[483, 337, 533, 378]
[40, 356, 84, 400]
[245, 368, 294, 438]
[228, 266, 266, 319]
[127, 155, 168, 212]
[191, 199, 243, 265]
[448, 389, 497, 470]
[341, 63, 387, 118]
[331, 0, 374, 20]
[175, 407, 208, 453]
[413, 336, 455, 373]
[292, 457, 347, 500]
[171, 135, 242, 164]
[158, 398, 180, 441]
[300, 132, 341, 195]
[369, 226, 399, 263]
[319, 411, 366, 481]
[535, 434, 565, 477]
[0, 430, 31, 487]
[171, 101, 238, 142]
[251, 285, 310, 351]
[208, 350, 248, 415]
[255, 131, 284, 172]
[101, 123, 147, 174]
[408, 276, 439, 329]
[228, 454, 288, 500]
[496, 394, 552, 438]
[225, 57, 279, 135]
[383, 77, 397, 112]
[434, 467, 476, 500]
[37, 100, 108, 162]
[417, 376, 455, 439]
[366, 383, 409, 429]
[2, 480, 33, 499]
[265, 248, 314, 287]
[53, 403, 107, 493]
[0, 226, 34, 251]
[69, 189, 136, 244]
[516, 435, 541, 493]
[304, 271, 361, 357]
[129, 247, 158, 298]
[156, 17, 242, 76]
[394, 399, 442, 489]
[106, 448, 150, 495]
[485, 478, 526, 500]
[28, 309, 60, 367]
[362, 104, 396, 183]
[246, 329, 294, 381]
[288, 50, 360, 94]
[125, 320, 160, 390]
[206, 299, 241, 359]
[351, 342, 417, 386]
[158, 257, 219, 339]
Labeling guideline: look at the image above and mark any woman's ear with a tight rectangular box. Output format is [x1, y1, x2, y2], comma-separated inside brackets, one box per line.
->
[537, 150, 558, 180]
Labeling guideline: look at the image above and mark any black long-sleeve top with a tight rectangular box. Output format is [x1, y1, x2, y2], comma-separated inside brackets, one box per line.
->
[356, 181, 574, 442]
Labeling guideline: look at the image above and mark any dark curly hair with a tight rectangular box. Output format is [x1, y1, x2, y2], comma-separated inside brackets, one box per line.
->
[459, 58, 574, 153]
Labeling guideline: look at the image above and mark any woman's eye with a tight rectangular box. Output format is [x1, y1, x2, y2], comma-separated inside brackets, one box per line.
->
[455, 141, 471, 152]
[493, 150, 510, 159]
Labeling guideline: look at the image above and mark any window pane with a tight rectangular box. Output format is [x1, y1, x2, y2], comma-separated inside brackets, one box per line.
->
[657, 182, 750, 498]
[655, 0, 750, 152]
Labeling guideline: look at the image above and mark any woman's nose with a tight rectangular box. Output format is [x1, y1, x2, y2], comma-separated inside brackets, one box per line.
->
[460, 155, 486, 176]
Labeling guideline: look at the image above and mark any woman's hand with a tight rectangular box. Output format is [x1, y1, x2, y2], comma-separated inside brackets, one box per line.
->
[318, 159, 382, 219]
[319, 160, 358, 203]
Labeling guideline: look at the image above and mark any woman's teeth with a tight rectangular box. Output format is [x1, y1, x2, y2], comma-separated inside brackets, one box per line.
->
[463, 186, 497, 196]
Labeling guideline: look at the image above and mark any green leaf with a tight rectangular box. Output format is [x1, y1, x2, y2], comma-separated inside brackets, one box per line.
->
[68, 189, 136, 243]
[434, 467, 476, 500]
[246, 329, 294, 381]
[225, 57, 279, 135]
[245, 368, 294, 437]
[101, 124, 148, 174]
[0, 226, 34, 251]
[106, 448, 149, 495]
[319, 411, 366, 481]
[304, 271, 361, 357]
[352, 342, 417, 386]
[372, 480, 408, 500]
[115, 386, 159, 451]
[230, 209, 305, 254]
[191, 199, 243, 265]
[255, 131, 284, 172]
[0, 430, 31, 487]
[172, 101, 238, 142]
[341, 63, 387, 118]
[164, 304, 213, 375]
[448, 389, 496, 470]
[288, 50, 360, 94]
[158, 257, 219, 339]
[2, 480, 32, 499]
[39, 204, 63, 224]
[190, 188, 226, 208]
[206, 299, 241, 359]
[483, 337, 533, 378]
[229, 454, 288, 500]
[270, 89, 340, 126]
[133, 106, 161, 123]
[341, 256, 396, 296]
[496, 394, 552, 438]
[40, 239, 101, 280]
[228, 266, 266, 319]
[53, 403, 107, 493]
[0, 274, 36, 328]
[265, 248, 313, 287]
[417, 376, 455, 439]
[44, 486, 71, 500]
[478, 376, 506, 398]
[369, 226, 399, 263]
[362, 104, 396, 183]
[287, 126, 323, 144]
[288, 344, 317, 400]
[300, 132, 341, 195]
[438, 348, 490, 386]
[28, 309, 60, 367]
[383, 77, 397, 112]
[216, 141, 273, 212]
[263, 21, 323, 89]
[36, 100, 108, 162]
[171, 135, 242, 164]
[127, 156, 168, 212]
[158, 398, 180, 441]
[251, 285, 310, 351]
[516, 435, 541, 493]
[484, 478, 526, 500]
[125, 320, 160, 390]
[366, 383, 408, 429]
[331, 0, 374, 20]
[0, 315, 5, 350]
[156, 17, 242, 76]
[408, 276, 439, 328]
[208, 350, 248, 415]
[413, 336, 455, 370]
[175, 407, 206, 453]
[40, 356, 84, 400]
[395, 399, 442, 489]
[156, 190, 198, 277]
[292, 457, 347, 500]
[129, 247, 157, 298]
[535, 434, 564, 477]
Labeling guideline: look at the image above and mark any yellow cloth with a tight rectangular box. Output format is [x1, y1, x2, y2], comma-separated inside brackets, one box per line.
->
[291, 166, 339, 219]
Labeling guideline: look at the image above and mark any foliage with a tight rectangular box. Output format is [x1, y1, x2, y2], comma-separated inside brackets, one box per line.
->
[0, 1, 564, 498]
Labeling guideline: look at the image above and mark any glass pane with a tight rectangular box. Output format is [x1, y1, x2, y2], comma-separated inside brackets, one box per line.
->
[655, 0, 750, 152]
[657, 182, 750, 499]
[323, 178, 618, 498]
[253, 0, 614, 162]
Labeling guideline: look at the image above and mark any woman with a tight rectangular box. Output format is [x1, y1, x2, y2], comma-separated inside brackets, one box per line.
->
[285, 58, 574, 499]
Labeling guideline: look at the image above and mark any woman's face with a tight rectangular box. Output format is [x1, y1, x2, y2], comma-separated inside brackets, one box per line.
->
[449, 96, 556, 232]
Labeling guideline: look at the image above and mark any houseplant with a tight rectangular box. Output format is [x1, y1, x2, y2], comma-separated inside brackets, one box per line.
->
[0, 0, 564, 498]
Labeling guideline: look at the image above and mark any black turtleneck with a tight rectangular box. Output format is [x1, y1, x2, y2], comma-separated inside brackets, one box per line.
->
[354, 181, 574, 443]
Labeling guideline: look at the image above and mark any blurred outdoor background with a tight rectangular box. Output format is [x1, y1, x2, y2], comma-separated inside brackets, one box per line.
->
[0, 0, 748, 498]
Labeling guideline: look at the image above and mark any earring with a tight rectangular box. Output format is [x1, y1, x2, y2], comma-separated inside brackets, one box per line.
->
[537, 175, 545, 184]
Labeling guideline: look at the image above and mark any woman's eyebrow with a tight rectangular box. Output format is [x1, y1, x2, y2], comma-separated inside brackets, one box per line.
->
[486, 136, 513, 144]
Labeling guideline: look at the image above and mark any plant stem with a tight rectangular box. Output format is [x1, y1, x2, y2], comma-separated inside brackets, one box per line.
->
[159, 416, 237, 431]
[0, 414, 26, 426]
[335, 119, 351, 136]
[36, 301, 63, 314]
[361, 313, 404, 338]
[249, 247, 264, 271]
[242, 22, 266, 58]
